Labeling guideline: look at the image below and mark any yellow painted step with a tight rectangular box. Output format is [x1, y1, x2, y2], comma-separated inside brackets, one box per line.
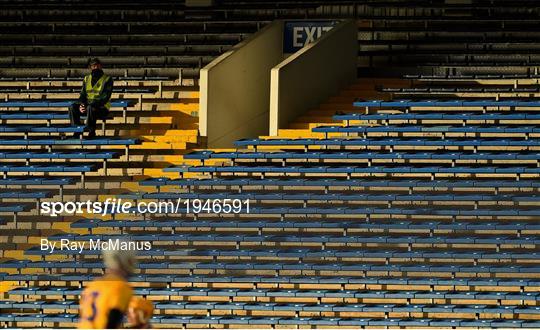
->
[190, 91, 200, 98]
[131, 142, 188, 150]
[162, 129, 199, 136]
[3, 250, 26, 259]
[121, 181, 143, 190]
[51, 222, 75, 231]
[170, 103, 199, 116]
[143, 168, 182, 178]
[277, 129, 325, 139]
[0, 281, 19, 294]
[158, 155, 193, 163]
[141, 135, 197, 143]
[170, 103, 199, 111]
[277, 129, 312, 136]
[203, 148, 237, 152]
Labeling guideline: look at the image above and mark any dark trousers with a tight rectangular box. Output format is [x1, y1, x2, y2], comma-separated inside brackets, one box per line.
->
[69, 102, 109, 133]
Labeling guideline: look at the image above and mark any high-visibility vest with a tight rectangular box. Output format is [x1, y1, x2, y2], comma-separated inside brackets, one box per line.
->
[84, 74, 111, 109]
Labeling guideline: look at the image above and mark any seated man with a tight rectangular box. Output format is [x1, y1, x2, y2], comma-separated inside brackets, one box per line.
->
[69, 57, 113, 139]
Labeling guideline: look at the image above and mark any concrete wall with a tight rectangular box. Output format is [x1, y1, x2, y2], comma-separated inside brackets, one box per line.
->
[199, 21, 283, 148]
[269, 20, 357, 135]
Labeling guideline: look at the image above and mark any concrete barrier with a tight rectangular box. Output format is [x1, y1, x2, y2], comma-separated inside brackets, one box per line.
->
[199, 21, 283, 148]
[269, 20, 357, 135]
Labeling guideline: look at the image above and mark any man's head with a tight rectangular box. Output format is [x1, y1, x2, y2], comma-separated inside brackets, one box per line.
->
[87, 57, 102, 71]
[102, 241, 137, 278]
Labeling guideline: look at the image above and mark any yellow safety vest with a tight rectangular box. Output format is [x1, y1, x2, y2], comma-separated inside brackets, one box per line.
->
[84, 74, 111, 109]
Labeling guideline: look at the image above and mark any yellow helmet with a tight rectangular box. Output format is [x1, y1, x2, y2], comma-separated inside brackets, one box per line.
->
[102, 240, 137, 275]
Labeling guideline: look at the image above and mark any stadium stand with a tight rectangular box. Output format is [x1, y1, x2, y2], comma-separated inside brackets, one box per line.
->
[1, 0, 540, 328]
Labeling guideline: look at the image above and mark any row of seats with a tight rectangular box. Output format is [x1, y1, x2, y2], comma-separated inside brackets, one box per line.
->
[1, 314, 534, 328]
[143, 177, 540, 188]
[0, 56, 215, 68]
[405, 73, 540, 79]
[118, 190, 540, 202]
[5, 259, 540, 274]
[8, 286, 540, 301]
[0, 76, 170, 81]
[186, 150, 540, 161]
[3, 272, 539, 286]
[73, 218, 540, 231]
[0, 87, 155, 93]
[4, 301, 540, 315]
[235, 137, 540, 147]
[353, 99, 540, 107]
[335, 111, 540, 120]
[3, 0, 540, 328]
[382, 86, 540, 93]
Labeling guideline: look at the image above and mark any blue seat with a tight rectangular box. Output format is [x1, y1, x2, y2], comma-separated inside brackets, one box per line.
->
[249, 317, 282, 325]
[0, 125, 84, 133]
[0, 164, 96, 173]
[279, 317, 312, 325]
[155, 302, 188, 310]
[429, 319, 464, 327]
[0, 177, 74, 186]
[41, 301, 76, 309]
[0, 112, 67, 120]
[0, 151, 117, 159]
[399, 319, 432, 327]
[158, 315, 193, 324]
[0, 301, 13, 309]
[0, 205, 29, 212]
[309, 318, 341, 325]
[219, 317, 251, 325]
[521, 321, 540, 328]
[0, 191, 52, 199]
[459, 320, 493, 327]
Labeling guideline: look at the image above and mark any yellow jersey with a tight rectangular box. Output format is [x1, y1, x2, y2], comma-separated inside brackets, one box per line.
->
[78, 274, 133, 329]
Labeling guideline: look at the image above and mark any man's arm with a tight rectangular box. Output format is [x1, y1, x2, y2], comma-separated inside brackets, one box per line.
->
[89, 78, 113, 108]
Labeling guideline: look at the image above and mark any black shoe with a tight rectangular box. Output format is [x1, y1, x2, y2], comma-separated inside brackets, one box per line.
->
[86, 131, 96, 139]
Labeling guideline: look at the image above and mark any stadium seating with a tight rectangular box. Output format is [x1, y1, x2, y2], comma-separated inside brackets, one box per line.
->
[2, 0, 540, 328]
